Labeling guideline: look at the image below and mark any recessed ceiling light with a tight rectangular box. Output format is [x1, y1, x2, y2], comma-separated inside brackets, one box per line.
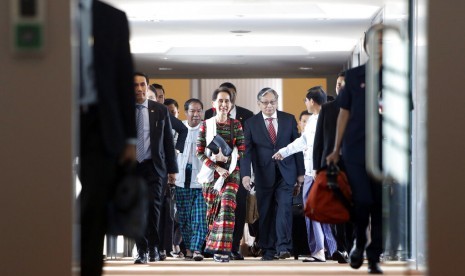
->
[230, 30, 251, 34]
[306, 56, 316, 59]
[158, 67, 172, 71]
[163, 57, 169, 60]
[299, 67, 313, 70]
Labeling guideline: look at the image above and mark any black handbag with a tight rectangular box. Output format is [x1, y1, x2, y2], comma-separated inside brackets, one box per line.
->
[206, 119, 234, 156]
[207, 134, 233, 156]
[107, 164, 148, 239]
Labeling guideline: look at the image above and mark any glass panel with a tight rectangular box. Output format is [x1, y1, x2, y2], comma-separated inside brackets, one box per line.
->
[379, 2, 415, 272]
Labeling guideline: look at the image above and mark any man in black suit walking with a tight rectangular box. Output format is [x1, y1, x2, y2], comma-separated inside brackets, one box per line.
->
[313, 72, 346, 172]
[133, 72, 178, 264]
[79, 1, 136, 275]
[241, 88, 305, 261]
[313, 71, 353, 264]
[326, 27, 384, 274]
[204, 82, 254, 260]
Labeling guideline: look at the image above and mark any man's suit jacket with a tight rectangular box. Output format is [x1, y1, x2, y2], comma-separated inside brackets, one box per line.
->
[241, 111, 305, 186]
[313, 97, 340, 170]
[339, 64, 368, 165]
[147, 100, 179, 177]
[92, 0, 136, 158]
[204, 105, 254, 127]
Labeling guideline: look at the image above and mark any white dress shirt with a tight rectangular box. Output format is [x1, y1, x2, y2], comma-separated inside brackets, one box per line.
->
[136, 99, 151, 160]
[278, 113, 319, 175]
[262, 111, 278, 135]
[175, 120, 202, 189]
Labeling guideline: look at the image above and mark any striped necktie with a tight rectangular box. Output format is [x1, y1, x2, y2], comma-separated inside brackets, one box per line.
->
[136, 105, 145, 162]
[266, 117, 277, 145]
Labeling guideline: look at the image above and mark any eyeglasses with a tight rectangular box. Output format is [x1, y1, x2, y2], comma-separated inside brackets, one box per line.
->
[259, 100, 277, 106]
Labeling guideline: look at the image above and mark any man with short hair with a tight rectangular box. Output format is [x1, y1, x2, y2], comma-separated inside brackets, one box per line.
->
[147, 85, 187, 152]
[174, 98, 208, 261]
[79, 1, 136, 275]
[164, 98, 180, 118]
[273, 87, 337, 263]
[150, 83, 166, 103]
[313, 71, 352, 264]
[299, 110, 311, 134]
[145, 85, 187, 260]
[326, 25, 384, 274]
[133, 72, 178, 264]
[241, 88, 305, 261]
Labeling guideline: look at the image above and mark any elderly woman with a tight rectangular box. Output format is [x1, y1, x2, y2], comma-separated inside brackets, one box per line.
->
[196, 87, 245, 262]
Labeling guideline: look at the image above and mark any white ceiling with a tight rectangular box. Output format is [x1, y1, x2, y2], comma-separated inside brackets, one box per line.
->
[103, 0, 384, 78]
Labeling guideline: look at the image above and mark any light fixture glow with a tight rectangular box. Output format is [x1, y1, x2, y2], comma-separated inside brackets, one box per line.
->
[113, 1, 382, 21]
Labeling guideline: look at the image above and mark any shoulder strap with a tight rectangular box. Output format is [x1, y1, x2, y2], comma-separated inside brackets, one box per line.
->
[330, 184, 352, 211]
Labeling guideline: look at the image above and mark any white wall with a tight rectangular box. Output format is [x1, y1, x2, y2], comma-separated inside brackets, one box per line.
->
[0, 1, 74, 276]
[199, 78, 282, 114]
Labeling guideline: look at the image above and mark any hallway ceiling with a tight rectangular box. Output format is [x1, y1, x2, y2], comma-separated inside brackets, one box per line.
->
[103, 0, 385, 78]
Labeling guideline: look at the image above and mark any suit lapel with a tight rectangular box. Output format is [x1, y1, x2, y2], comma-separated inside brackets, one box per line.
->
[148, 101, 158, 136]
[276, 111, 285, 145]
[235, 107, 242, 122]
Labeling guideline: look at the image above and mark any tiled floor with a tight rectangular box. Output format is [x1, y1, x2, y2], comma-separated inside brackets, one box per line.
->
[103, 257, 424, 276]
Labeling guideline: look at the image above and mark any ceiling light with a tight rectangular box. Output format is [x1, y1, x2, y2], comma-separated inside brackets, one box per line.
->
[299, 67, 313, 70]
[114, 1, 381, 21]
[230, 30, 251, 34]
[158, 67, 173, 71]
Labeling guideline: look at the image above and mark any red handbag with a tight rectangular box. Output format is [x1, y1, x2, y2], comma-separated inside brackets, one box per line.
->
[304, 164, 352, 224]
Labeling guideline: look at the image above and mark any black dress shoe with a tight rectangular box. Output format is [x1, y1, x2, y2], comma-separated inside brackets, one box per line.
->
[149, 248, 160, 262]
[349, 247, 364, 269]
[230, 251, 245, 260]
[277, 251, 291, 259]
[368, 262, 383, 274]
[332, 250, 349, 264]
[260, 255, 275, 261]
[134, 253, 148, 264]
[159, 252, 167, 261]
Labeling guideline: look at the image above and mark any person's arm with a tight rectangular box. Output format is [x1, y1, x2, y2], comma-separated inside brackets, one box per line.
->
[170, 114, 188, 153]
[116, 10, 136, 164]
[326, 108, 350, 165]
[163, 108, 178, 175]
[196, 121, 217, 170]
[235, 120, 246, 158]
[272, 124, 307, 160]
[313, 106, 325, 170]
[291, 117, 306, 186]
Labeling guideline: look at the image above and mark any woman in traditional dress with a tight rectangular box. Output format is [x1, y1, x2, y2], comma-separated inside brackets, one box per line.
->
[196, 87, 245, 262]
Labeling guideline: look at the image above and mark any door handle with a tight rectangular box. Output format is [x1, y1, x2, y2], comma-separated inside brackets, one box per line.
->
[365, 24, 402, 182]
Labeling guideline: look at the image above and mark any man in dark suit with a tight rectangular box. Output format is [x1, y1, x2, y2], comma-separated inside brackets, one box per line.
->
[133, 72, 178, 264]
[148, 84, 187, 153]
[241, 88, 305, 261]
[147, 84, 187, 260]
[204, 82, 254, 260]
[79, 1, 136, 275]
[326, 30, 383, 273]
[312, 72, 353, 264]
[313, 72, 345, 171]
